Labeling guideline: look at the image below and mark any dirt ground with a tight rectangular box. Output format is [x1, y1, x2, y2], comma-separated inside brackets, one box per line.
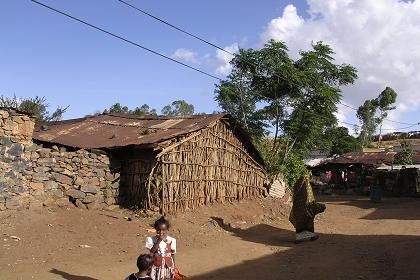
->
[1, 195, 420, 280]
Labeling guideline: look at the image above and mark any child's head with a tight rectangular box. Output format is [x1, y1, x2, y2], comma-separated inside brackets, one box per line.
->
[136, 254, 154, 273]
[154, 216, 170, 237]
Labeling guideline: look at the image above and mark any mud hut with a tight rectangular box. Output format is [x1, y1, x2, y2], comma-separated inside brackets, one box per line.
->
[33, 113, 266, 213]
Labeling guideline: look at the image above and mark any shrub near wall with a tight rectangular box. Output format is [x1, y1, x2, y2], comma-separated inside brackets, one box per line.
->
[0, 108, 120, 211]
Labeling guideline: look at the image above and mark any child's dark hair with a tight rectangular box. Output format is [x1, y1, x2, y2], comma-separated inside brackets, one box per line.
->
[136, 254, 154, 272]
[154, 216, 170, 230]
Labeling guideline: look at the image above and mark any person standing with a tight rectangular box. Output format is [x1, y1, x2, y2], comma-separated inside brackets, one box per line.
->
[289, 175, 326, 243]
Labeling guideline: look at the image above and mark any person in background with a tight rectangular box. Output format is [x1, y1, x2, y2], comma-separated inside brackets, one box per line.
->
[146, 217, 176, 280]
[289, 174, 326, 243]
[124, 254, 154, 280]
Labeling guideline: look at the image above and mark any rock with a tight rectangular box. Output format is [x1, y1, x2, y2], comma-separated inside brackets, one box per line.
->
[81, 185, 99, 194]
[111, 182, 120, 189]
[5, 197, 21, 209]
[10, 186, 27, 194]
[37, 148, 51, 158]
[30, 152, 40, 160]
[103, 189, 113, 198]
[32, 190, 47, 201]
[29, 200, 43, 211]
[44, 181, 58, 190]
[51, 172, 73, 185]
[60, 169, 74, 177]
[56, 197, 70, 207]
[51, 145, 59, 151]
[51, 167, 64, 173]
[87, 177, 100, 186]
[86, 201, 101, 210]
[43, 198, 57, 208]
[34, 166, 50, 173]
[32, 172, 49, 182]
[37, 158, 56, 166]
[81, 158, 89, 165]
[99, 181, 107, 189]
[96, 170, 105, 178]
[73, 176, 84, 186]
[65, 189, 85, 199]
[47, 189, 63, 198]
[8, 143, 24, 157]
[0, 203, 6, 211]
[0, 136, 12, 146]
[104, 197, 115, 205]
[58, 183, 72, 191]
[72, 157, 81, 163]
[82, 194, 97, 204]
[29, 182, 44, 190]
[75, 199, 87, 209]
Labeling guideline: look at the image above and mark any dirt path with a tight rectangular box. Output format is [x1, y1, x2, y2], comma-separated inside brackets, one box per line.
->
[1, 195, 420, 280]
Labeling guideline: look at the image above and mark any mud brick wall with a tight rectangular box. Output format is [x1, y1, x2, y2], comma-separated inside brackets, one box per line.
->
[0, 108, 120, 211]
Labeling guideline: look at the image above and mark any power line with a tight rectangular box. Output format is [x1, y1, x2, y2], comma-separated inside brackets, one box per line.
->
[116, 0, 419, 128]
[32, 1, 419, 133]
[31, 0, 221, 81]
[117, 0, 233, 56]
[339, 101, 418, 126]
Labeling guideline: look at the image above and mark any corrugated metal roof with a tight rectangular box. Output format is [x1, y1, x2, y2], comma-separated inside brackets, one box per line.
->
[33, 113, 264, 165]
[320, 151, 420, 166]
[33, 113, 226, 149]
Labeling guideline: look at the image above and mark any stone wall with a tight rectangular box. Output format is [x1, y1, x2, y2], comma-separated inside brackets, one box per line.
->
[0, 108, 120, 211]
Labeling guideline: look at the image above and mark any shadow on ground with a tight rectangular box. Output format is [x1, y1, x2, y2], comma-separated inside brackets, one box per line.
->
[49, 269, 99, 280]
[319, 195, 420, 220]
[190, 221, 420, 280]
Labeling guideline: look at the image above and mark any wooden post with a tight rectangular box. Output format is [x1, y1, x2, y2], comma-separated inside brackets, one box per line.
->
[161, 163, 166, 216]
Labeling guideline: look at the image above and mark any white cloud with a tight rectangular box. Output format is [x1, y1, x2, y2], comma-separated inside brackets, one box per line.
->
[215, 43, 239, 75]
[171, 48, 199, 64]
[261, 0, 420, 129]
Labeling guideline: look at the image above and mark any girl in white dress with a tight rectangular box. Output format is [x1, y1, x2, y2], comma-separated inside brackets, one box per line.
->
[146, 217, 176, 280]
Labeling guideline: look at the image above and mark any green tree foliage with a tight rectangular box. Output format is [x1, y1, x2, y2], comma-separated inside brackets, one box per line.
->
[376, 87, 397, 147]
[0, 95, 68, 122]
[323, 127, 362, 156]
[357, 99, 379, 147]
[161, 100, 194, 116]
[214, 40, 357, 182]
[104, 103, 157, 116]
[357, 87, 397, 147]
[394, 141, 415, 165]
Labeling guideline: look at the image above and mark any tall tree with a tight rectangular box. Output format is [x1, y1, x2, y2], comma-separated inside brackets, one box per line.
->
[161, 100, 194, 116]
[356, 99, 379, 147]
[323, 127, 362, 156]
[376, 87, 397, 147]
[214, 40, 357, 179]
[0, 95, 68, 122]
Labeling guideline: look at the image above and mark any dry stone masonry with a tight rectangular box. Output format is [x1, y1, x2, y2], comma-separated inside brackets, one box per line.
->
[0, 108, 120, 211]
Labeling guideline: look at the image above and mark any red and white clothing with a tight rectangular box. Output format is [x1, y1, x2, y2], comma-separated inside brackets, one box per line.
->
[146, 236, 176, 280]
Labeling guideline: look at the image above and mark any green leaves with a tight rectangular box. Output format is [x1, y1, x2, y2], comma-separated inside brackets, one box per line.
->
[395, 141, 415, 165]
[357, 86, 398, 147]
[0, 95, 68, 122]
[214, 40, 358, 180]
[161, 100, 194, 116]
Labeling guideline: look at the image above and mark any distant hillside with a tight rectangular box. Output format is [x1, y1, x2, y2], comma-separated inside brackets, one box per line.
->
[372, 131, 420, 149]
[373, 131, 420, 142]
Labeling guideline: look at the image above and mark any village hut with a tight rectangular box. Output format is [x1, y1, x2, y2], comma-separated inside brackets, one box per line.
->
[33, 113, 266, 213]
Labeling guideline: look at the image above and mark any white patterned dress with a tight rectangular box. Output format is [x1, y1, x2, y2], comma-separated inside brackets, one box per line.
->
[145, 236, 176, 280]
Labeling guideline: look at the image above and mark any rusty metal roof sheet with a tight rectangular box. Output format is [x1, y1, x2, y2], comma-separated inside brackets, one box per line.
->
[33, 113, 265, 165]
[321, 151, 420, 166]
[33, 113, 227, 149]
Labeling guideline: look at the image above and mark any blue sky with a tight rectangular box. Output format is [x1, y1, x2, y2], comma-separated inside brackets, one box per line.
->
[0, 0, 307, 119]
[2, 0, 420, 133]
